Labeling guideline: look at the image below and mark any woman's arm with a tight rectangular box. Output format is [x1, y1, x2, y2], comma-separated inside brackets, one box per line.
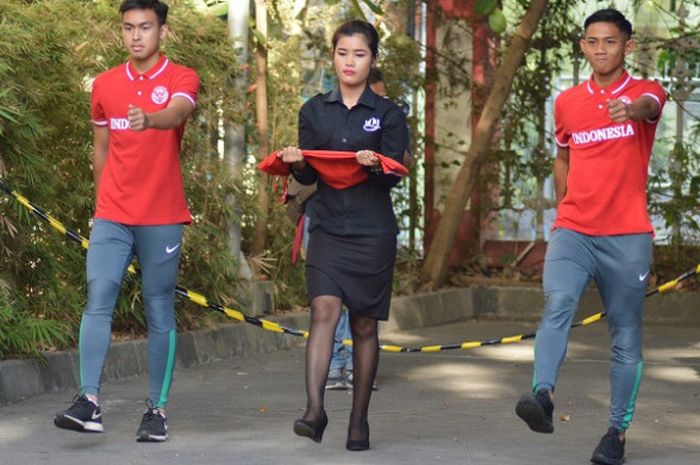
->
[289, 107, 318, 185]
[365, 106, 409, 188]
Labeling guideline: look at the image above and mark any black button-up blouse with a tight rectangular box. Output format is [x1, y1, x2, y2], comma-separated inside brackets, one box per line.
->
[292, 85, 409, 236]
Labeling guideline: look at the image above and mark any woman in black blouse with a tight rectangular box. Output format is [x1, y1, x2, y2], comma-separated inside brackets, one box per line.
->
[279, 20, 408, 451]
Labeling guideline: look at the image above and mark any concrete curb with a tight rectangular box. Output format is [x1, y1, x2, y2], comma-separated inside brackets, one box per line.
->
[0, 313, 307, 406]
[384, 286, 700, 332]
[2, 286, 698, 405]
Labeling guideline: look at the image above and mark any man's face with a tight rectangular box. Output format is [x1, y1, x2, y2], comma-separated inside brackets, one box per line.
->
[580, 22, 634, 77]
[121, 9, 167, 62]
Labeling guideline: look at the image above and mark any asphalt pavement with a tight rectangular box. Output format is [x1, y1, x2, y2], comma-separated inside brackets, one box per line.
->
[1, 320, 698, 465]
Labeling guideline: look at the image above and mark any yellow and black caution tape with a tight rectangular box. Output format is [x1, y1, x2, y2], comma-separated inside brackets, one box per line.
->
[1, 180, 698, 353]
[0, 180, 309, 340]
[380, 257, 700, 353]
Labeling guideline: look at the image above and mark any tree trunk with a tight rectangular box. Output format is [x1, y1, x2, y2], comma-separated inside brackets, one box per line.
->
[409, 0, 422, 254]
[421, 0, 549, 287]
[250, 0, 270, 263]
[226, 0, 250, 277]
[535, 40, 548, 241]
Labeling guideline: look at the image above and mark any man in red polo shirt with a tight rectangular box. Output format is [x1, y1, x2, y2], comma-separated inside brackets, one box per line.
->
[54, 0, 199, 443]
[515, 9, 665, 465]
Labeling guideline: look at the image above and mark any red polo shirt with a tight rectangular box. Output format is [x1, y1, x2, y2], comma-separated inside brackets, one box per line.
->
[553, 71, 666, 235]
[91, 54, 199, 225]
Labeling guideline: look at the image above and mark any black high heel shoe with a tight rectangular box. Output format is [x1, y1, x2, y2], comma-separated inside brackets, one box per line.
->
[293, 411, 328, 443]
[346, 421, 370, 451]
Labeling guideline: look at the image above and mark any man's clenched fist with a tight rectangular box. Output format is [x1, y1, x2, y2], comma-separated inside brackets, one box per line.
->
[128, 104, 150, 131]
[606, 98, 633, 123]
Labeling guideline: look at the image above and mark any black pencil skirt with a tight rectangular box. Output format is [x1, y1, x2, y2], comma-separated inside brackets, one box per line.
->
[305, 229, 397, 321]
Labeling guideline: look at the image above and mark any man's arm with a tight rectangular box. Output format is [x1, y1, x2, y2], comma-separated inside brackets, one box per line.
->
[128, 97, 195, 131]
[607, 95, 661, 123]
[92, 126, 110, 198]
[553, 145, 569, 207]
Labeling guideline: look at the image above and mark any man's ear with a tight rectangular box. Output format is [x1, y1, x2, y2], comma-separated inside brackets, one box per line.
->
[159, 23, 169, 42]
[579, 37, 590, 57]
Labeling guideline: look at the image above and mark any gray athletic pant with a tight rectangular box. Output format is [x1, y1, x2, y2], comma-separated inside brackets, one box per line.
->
[533, 227, 652, 431]
[79, 219, 183, 407]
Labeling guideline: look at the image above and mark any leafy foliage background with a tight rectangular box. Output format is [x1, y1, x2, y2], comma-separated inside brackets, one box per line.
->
[5, 0, 696, 359]
[0, 0, 249, 358]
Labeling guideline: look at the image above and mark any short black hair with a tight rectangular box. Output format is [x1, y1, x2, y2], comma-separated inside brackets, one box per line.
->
[584, 8, 632, 38]
[119, 0, 169, 26]
[368, 67, 383, 84]
[332, 20, 380, 58]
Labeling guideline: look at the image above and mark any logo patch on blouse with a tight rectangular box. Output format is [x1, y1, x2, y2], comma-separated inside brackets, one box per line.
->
[363, 117, 381, 132]
[151, 86, 169, 105]
[619, 95, 632, 105]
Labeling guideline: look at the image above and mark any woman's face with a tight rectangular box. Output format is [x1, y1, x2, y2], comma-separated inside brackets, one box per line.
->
[333, 33, 374, 88]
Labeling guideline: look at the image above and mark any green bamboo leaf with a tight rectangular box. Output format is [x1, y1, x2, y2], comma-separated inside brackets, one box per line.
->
[0, 109, 19, 124]
[208, 4, 227, 17]
[361, 0, 383, 15]
[349, 0, 368, 21]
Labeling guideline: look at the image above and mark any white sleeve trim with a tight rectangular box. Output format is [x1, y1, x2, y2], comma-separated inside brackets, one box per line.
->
[555, 136, 569, 148]
[171, 92, 196, 108]
[640, 92, 661, 105]
[92, 120, 108, 127]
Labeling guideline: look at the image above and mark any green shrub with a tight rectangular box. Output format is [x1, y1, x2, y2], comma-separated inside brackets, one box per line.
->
[0, 0, 252, 358]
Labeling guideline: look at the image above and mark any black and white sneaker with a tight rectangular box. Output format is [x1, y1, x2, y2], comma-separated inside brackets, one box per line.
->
[591, 427, 626, 465]
[135, 403, 168, 442]
[515, 389, 554, 433]
[54, 394, 104, 433]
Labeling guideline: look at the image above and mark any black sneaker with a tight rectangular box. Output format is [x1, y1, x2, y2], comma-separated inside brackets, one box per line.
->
[135, 403, 168, 442]
[515, 389, 554, 433]
[591, 427, 625, 465]
[54, 394, 104, 433]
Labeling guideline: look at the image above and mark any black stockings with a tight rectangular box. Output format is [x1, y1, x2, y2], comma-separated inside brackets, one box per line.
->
[302, 296, 380, 444]
[302, 295, 342, 422]
[347, 313, 379, 443]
